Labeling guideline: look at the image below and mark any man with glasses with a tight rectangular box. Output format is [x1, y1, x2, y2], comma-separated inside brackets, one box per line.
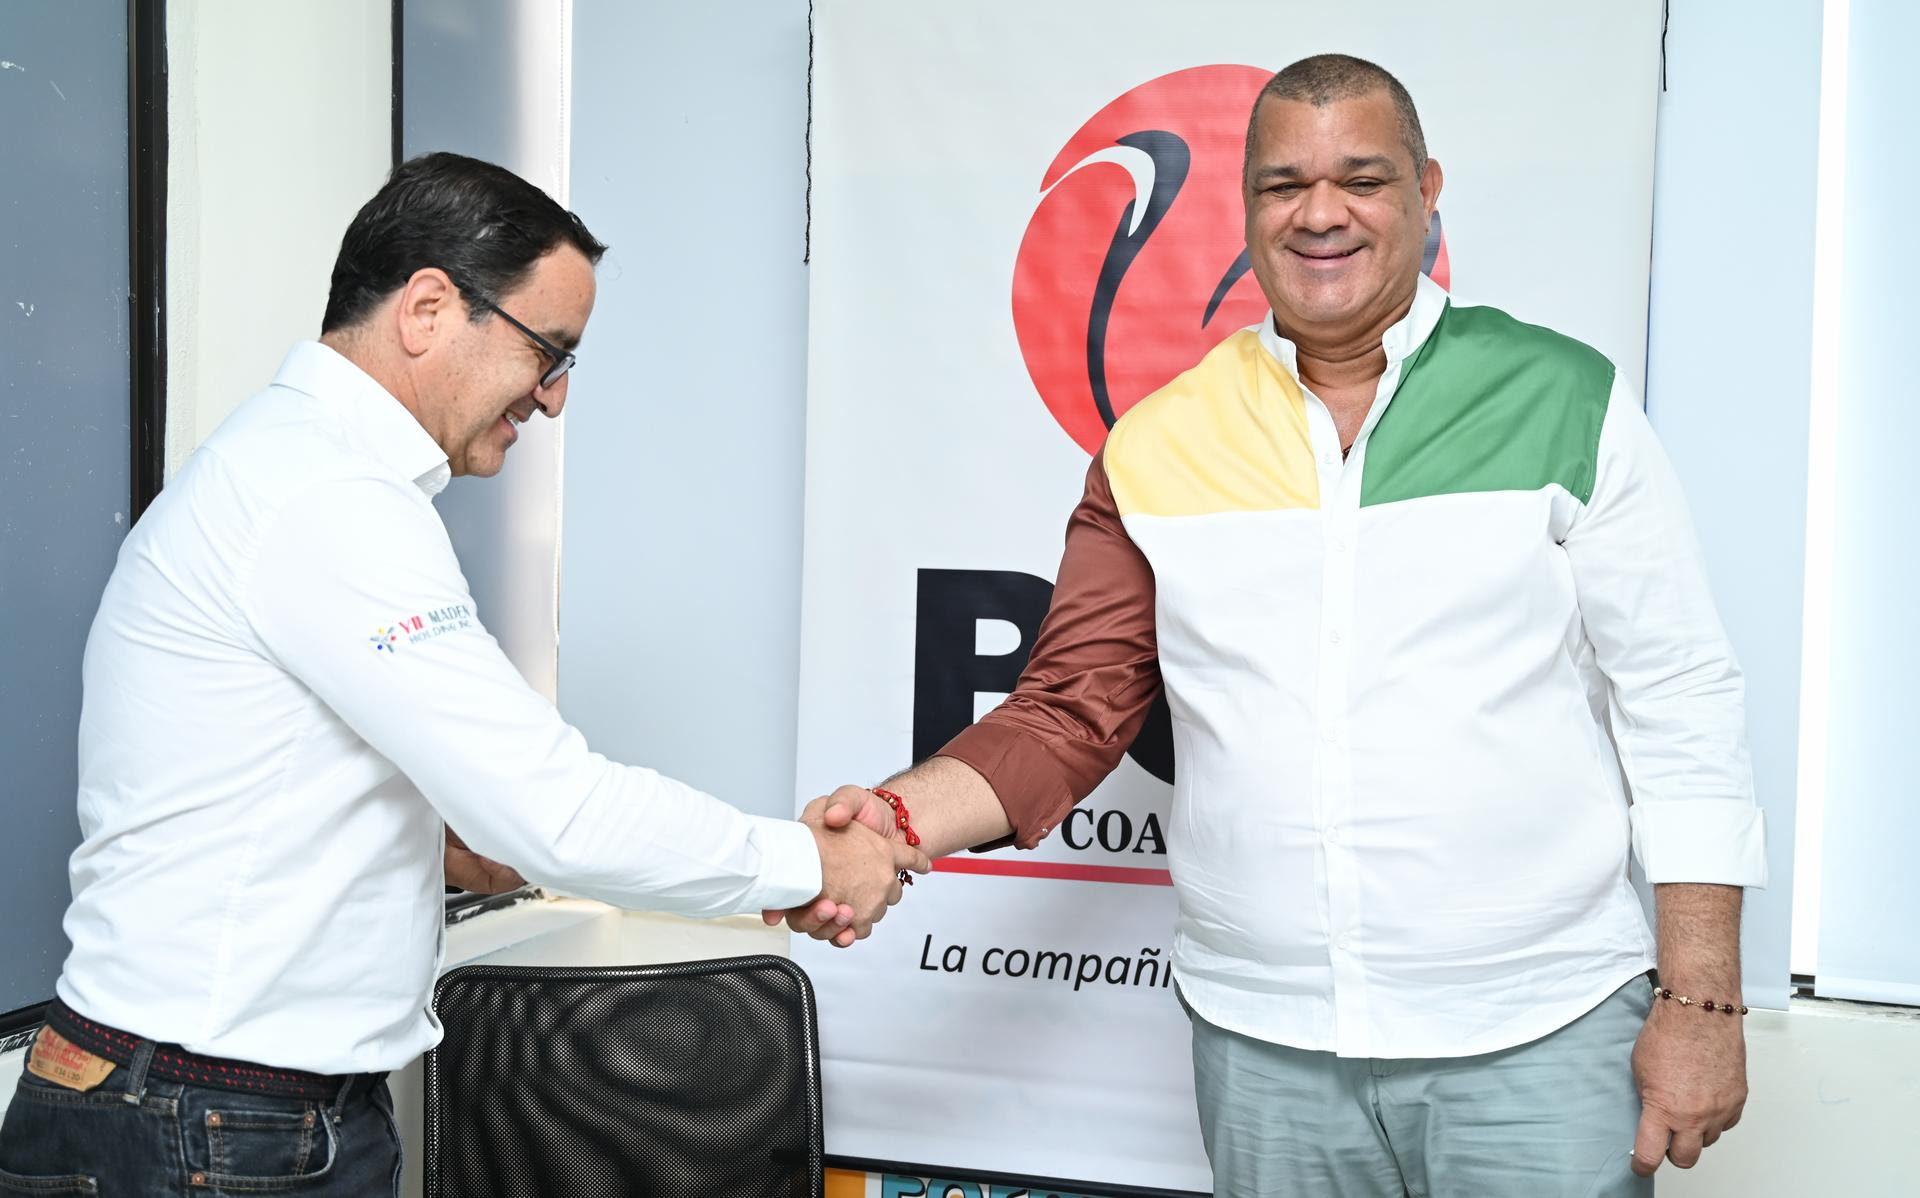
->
[0, 152, 925, 1194]
[470, 292, 578, 388]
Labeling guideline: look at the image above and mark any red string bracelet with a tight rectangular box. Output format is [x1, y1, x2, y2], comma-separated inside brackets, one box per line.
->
[871, 787, 921, 885]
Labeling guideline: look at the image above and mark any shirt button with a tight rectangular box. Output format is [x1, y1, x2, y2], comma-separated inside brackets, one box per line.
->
[1335, 934, 1353, 951]
[1320, 726, 1339, 744]
[1325, 825, 1343, 845]
[1329, 535, 1350, 552]
[1327, 629, 1344, 646]
[1321, 452, 1338, 467]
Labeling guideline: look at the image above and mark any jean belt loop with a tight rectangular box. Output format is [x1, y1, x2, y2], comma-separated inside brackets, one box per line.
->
[121, 1037, 158, 1105]
[329, 1074, 358, 1125]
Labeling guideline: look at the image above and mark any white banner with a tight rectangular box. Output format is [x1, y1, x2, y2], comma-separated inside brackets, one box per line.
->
[798, 2, 1661, 1189]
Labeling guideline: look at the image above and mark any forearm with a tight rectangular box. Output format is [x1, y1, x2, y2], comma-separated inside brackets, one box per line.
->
[890, 449, 1159, 853]
[881, 754, 1014, 859]
[1653, 882, 1744, 997]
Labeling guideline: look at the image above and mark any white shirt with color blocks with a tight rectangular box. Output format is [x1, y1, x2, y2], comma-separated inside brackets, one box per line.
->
[942, 275, 1766, 1059]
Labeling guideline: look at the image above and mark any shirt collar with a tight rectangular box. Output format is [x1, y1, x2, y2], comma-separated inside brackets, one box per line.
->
[271, 342, 453, 498]
[1256, 272, 1450, 380]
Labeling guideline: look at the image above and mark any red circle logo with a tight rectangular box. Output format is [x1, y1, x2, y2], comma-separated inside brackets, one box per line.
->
[1011, 65, 1450, 455]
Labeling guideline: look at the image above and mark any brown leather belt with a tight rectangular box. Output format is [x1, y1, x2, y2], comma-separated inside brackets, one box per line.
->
[44, 998, 382, 1102]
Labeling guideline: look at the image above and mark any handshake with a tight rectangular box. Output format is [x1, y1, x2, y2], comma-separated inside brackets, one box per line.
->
[762, 786, 931, 949]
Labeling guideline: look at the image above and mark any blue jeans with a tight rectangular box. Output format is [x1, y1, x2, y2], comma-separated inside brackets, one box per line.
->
[0, 1034, 401, 1197]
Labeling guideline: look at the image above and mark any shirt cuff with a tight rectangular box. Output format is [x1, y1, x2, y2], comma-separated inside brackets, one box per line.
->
[937, 723, 1077, 850]
[1630, 800, 1769, 887]
[740, 816, 823, 911]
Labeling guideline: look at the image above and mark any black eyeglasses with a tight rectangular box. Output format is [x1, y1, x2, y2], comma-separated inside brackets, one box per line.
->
[469, 294, 577, 389]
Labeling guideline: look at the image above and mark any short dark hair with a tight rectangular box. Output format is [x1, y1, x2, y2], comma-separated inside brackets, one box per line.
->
[321, 151, 608, 334]
[1243, 54, 1428, 185]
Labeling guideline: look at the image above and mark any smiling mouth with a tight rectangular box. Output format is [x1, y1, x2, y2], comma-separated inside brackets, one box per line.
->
[1291, 246, 1363, 261]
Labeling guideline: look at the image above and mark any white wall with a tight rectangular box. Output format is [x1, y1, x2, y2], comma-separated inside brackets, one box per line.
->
[1659, 1001, 1920, 1196]
[163, 0, 391, 476]
[401, 0, 572, 698]
[558, 0, 812, 818]
[1643, 0, 1821, 1011]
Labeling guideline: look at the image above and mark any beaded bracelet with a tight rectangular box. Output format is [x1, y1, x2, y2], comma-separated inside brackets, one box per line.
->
[1654, 986, 1749, 1015]
[871, 787, 921, 886]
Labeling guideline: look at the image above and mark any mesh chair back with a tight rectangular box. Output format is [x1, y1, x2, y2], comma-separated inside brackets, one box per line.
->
[425, 955, 822, 1198]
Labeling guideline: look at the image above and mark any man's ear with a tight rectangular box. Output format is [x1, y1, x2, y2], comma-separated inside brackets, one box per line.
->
[395, 266, 461, 358]
[1419, 157, 1444, 222]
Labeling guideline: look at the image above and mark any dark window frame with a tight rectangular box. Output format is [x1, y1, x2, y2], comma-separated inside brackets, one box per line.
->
[128, 0, 166, 522]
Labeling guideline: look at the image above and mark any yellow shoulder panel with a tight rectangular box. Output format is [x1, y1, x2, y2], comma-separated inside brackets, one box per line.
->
[1103, 329, 1320, 518]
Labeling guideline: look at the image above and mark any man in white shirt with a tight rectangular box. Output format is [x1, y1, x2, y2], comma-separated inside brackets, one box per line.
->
[772, 55, 1764, 1197]
[0, 152, 923, 1195]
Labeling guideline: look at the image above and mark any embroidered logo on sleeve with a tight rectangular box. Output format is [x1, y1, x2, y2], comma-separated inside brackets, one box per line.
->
[369, 604, 476, 652]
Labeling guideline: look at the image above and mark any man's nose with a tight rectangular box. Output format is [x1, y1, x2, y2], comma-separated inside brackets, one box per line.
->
[1297, 180, 1348, 233]
[533, 373, 569, 419]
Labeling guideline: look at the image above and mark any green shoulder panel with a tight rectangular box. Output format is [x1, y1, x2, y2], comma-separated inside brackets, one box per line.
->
[1359, 302, 1614, 508]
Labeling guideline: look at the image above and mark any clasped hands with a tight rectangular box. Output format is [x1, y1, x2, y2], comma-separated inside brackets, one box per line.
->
[762, 786, 926, 948]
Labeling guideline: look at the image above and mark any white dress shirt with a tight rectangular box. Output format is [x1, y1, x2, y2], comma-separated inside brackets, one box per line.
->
[58, 342, 821, 1074]
[946, 277, 1767, 1058]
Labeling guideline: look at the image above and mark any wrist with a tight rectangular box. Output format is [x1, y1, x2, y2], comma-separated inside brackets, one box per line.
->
[1652, 966, 1742, 999]
[871, 788, 922, 886]
[1649, 979, 1749, 1022]
[870, 788, 922, 844]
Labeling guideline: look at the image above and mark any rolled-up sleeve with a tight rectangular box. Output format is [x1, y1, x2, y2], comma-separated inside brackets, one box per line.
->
[242, 475, 822, 915]
[938, 450, 1161, 849]
[1564, 378, 1768, 886]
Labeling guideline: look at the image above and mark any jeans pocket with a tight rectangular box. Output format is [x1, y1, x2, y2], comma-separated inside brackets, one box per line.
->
[370, 1086, 402, 1197]
[0, 1168, 99, 1195]
[1577, 1149, 1653, 1198]
[189, 1100, 336, 1192]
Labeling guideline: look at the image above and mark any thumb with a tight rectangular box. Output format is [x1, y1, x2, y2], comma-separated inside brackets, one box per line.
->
[821, 798, 857, 830]
[891, 840, 932, 875]
[1632, 1109, 1668, 1178]
[831, 784, 897, 837]
[762, 909, 782, 926]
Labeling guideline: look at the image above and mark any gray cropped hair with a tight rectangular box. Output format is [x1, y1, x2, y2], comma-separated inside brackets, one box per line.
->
[1243, 54, 1428, 185]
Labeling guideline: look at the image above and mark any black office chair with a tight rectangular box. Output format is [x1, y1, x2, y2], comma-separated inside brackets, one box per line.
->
[424, 956, 823, 1198]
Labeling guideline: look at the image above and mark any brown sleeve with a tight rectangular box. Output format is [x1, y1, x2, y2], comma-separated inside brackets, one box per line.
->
[935, 448, 1161, 849]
